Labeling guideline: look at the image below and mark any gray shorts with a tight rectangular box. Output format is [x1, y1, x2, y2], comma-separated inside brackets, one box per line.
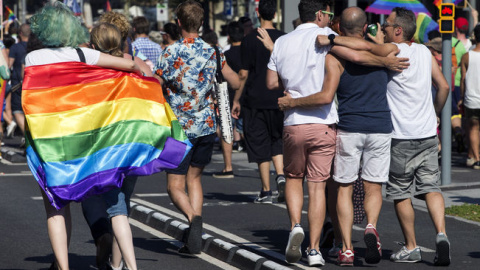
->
[386, 136, 441, 200]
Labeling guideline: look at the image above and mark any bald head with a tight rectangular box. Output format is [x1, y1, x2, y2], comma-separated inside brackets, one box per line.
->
[340, 7, 367, 36]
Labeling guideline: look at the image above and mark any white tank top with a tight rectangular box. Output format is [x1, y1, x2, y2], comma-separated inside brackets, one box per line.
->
[465, 51, 480, 109]
[387, 43, 437, 139]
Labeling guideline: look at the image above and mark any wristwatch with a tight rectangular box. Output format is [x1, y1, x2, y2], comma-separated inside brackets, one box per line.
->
[328, 34, 335, 46]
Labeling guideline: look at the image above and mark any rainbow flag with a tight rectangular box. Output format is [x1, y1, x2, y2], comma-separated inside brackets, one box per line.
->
[22, 62, 191, 209]
[414, 12, 439, 44]
[5, 6, 16, 20]
[365, 0, 431, 16]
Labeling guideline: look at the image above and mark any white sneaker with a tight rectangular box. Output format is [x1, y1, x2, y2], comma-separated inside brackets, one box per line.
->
[466, 157, 475, 167]
[285, 224, 304, 264]
[306, 248, 325, 266]
[6, 121, 17, 137]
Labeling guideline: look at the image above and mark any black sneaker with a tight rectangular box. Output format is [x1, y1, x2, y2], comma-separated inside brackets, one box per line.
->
[254, 190, 273, 204]
[276, 175, 286, 203]
[212, 170, 234, 178]
[186, 216, 203, 254]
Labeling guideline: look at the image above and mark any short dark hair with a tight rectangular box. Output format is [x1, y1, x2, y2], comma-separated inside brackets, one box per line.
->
[132, 16, 150, 35]
[164, 22, 181, 41]
[227, 21, 244, 43]
[298, 0, 332, 23]
[392, 7, 416, 41]
[202, 29, 218, 46]
[176, 0, 204, 33]
[258, 0, 276, 21]
[474, 24, 480, 43]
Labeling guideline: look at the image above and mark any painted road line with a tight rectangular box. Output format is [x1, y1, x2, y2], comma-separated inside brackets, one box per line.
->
[0, 172, 33, 176]
[136, 193, 170, 197]
[129, 219, 239, 270]
[131, 198, 313, 269]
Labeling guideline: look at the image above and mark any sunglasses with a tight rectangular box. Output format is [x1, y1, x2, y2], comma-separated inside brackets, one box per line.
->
[315, 10, 334, 20]
[382, 22, 399, 31]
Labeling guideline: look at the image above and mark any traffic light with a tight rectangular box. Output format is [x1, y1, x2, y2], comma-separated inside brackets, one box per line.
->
[439, 3, 455, 33]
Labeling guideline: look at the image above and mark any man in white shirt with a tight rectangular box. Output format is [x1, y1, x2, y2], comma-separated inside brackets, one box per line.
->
[266, 0, 336, 266]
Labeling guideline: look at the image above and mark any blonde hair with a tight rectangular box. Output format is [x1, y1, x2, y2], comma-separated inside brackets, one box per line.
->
[90, 23, 123, 57]
[99, 11, 131, 42]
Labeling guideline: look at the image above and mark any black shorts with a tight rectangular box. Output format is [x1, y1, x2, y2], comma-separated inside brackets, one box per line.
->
[165, 133, 215, 175]
[242, 107, 283, 163]
[465, 106, 480, 121]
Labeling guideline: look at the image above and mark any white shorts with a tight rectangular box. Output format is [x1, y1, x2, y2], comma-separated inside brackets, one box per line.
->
[333, 131, 392, 183]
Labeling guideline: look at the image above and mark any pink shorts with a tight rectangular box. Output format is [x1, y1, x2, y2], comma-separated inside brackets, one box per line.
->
[283, 124, 336, 182]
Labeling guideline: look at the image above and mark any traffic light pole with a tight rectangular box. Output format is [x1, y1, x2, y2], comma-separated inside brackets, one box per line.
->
[441, 0, 453, 186]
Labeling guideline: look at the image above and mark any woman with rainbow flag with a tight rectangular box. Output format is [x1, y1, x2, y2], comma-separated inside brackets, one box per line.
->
[22, 2, 190, 269]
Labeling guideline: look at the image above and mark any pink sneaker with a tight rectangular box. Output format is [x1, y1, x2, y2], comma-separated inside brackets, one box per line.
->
[337, 249, 354, 266]
[364, 224, 382, 264]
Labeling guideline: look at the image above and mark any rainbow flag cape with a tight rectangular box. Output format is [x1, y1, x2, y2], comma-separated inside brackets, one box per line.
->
[414, 12, 439, 44]
[22, 62, 191, 209]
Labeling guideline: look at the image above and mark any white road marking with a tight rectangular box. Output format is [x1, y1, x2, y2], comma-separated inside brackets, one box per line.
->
[31, 196, 42, 200]
[129, 219, 239, 269]
[0, 172, 33, 176]
[136, 193, 169, 197]
[131, 198, 313, 269]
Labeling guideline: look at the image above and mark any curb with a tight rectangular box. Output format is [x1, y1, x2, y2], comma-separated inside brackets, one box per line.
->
[0, 148, 26, 163]
[129, 202, 291, 270]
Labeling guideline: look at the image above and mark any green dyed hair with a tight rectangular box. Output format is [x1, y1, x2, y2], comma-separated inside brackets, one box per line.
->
[29, 1, 88, 48]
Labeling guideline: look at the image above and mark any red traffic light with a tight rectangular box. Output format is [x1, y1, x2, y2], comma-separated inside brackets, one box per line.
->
[439, 3, 455, 18]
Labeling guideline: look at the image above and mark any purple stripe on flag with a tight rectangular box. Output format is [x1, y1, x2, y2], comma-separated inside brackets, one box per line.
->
[37, 137, 190, 209]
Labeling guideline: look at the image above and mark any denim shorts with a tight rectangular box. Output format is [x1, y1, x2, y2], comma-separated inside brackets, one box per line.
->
[103, 176, 138, 218]
[386, 136, 441, 200]
[164, 133, 215, 175]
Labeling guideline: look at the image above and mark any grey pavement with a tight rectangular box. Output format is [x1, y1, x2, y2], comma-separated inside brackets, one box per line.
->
[2, 134, 480, 269]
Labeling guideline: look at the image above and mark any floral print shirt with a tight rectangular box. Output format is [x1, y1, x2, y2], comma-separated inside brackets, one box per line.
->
[154, 37, 225, 139]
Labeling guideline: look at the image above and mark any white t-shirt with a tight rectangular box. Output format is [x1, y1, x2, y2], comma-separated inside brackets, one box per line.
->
[267, 23, 338, 126]
[465, 51, 480, 109]
[387, 43, 437, 139]
[25, 47, 100, 67]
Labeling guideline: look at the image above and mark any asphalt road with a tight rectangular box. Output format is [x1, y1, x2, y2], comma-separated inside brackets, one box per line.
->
[0, 145, 479, 269]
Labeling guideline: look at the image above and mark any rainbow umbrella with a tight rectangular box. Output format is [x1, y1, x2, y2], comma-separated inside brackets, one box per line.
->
[366, 0, 431, 16]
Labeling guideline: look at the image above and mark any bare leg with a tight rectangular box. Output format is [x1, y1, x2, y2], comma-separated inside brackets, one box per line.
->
[307, 180, 327, 250]
[468, 119, 480, 161]
[326, 179, 341, 245]
[167, 173, 198, 222]
[186, 165, 204, 217]
[286, 177, 303, 229]
[42, 190, 71, 270]
[258, 161, 271, 192]
[220, 139, 233, 172]
[110, 237, 122, 269]
[4, 93, 12, 125]
[111, 215, 137, 270]
[394, 198, 417, 250]
[363, 181, 383, 227]
[425, 192, 447, 235]
[336, 183, 354, 251]
[272, 154, 284, 176]
[13, 112, 25, 135]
